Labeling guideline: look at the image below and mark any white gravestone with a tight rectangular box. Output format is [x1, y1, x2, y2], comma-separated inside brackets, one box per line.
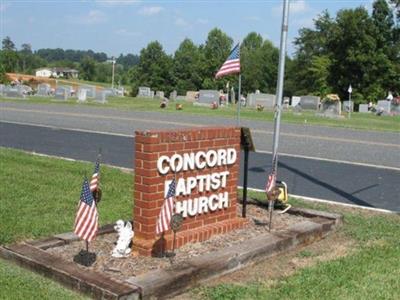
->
[247, 93, 275, 108]
[138, 86, 153, 98]
[300, 96, 320, 110]
[197, 90, 220, 106]
[359, 104, 369, 113]
[291, 96, 301, 107]
[377, 100, 391, 113]
[37, 83, 51, 96]
[77, 89, 87, 102]
[343, 101, 354, 112]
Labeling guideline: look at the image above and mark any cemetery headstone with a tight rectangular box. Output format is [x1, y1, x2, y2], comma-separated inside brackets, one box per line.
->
[4, 85, 25, 98]
[155, 91, 165, 99]
[247, 93, 275, 108]
[94, 91, 108, 104]
[37, 83, 51, 96]
[300, 95, 320, 110]
[343, 101, 354, 112]
[170, 90, 177, 101]
[103, 88, 115, 97]
[185, 91, 198, 102]
[59, 85, 73, 96]
[197, 90, 220, 106]
[77, 88, 87, 103]
[54, 87, 68, 101]
[176, 95, 186, 101]
[319, 100, 342, 118]
[291, 96, 301, 107]
[376, 100, 391, 114]
[138, 86, 153, 98]
[359, 104, 369, 113]
[79, 85, 96, 98]
[116, 87, 125, 97]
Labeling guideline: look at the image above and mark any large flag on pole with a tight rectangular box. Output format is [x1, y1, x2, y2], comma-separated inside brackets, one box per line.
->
[215, 43, 240, 78]
[156, 179, 176, 235]
[74, 178, 99, 242]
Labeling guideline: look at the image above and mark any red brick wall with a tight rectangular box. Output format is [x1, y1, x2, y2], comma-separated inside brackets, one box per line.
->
[133, 127, 247, 256]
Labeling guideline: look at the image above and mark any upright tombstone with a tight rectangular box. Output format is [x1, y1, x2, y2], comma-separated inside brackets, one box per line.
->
[358, 104, 369, 113]
[79, 85, 96, 98]
[391, 98, 400, 115]
[376, 100, 391, 114]
[197, 90, 220, 106]
[300, 96, 320, 110]
[103, 88, 116, 97]
[133, 127, 247, 256]
[343, 101, 354, 112]
[185, 91, 198, 102]
[138, 87, 153, 98]
[4, 85, 24, 98]
[59, 85, 73, 96]
[37, 83, 51, 96]
[77, 88, 87, 103]
[94, 91, 108, 103]
[155, 91, 164, 99]
[170, 90, 177, 101]
[54, 87, 68, 101]
[247, 93, 275, 108]
[319, 100, 342, 118]
[291, 96, 301, 107]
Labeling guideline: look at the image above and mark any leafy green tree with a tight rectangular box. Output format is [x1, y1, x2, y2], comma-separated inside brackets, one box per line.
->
[258, 40, 279, 93]
[131, 41, 173, 94]
[202, 28, 233, 89]
[0, 63, 9, 83]
[241, 32, 264, 94]
[0, 50, 19, 73]
[79, 56, 96, 81]
[173, 38, 202, 94]
[2, 36, 15, 51]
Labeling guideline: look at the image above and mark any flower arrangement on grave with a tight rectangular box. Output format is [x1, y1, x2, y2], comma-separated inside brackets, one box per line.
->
[160, 100, 167, 109]
[211, 101, 218, 109]
[256, 104, 264, 111]
[392, 96, 400, 106]
[176, 103, 183, 110]
[322, 94, 340, 102]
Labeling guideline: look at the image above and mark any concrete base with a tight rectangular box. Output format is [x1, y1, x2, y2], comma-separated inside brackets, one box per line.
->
[0, 207, 342, 299]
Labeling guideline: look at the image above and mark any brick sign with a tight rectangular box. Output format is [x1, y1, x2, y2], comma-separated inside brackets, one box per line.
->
[133, 127, 247, 256]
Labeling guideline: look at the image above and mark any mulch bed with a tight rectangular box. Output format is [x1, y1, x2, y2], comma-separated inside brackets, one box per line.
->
[47, 203, 306, 282]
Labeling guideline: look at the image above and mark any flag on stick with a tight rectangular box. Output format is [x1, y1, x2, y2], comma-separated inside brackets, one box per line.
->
[215, 43, 240, 78]
[265, 154, 277, 193]
[90, 156, 100, 192]
[156, 179, 176, 235]
[74, 178, 99, 242]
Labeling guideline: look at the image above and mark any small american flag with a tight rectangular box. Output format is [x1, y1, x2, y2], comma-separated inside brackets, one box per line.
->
[156, 179, 176, 235]
[74, 178, 99, 242]
[90, 158, 100, 192]
[215, 43, 240, 78]
[265, 155, 277, 193]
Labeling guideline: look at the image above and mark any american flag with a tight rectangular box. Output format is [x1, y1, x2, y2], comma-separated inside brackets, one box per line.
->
[215, 43, 240, 78]
[74, 178, 99, 242]
[90, 157, 100, 192]
[265, 154, 277, 193]
[156, 179, 176, 235]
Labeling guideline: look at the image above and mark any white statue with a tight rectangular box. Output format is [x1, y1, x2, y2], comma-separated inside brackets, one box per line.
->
[112, 220, 134, 258]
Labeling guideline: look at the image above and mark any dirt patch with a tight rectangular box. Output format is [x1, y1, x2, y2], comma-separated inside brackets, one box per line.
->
[47, 204, 308, 282]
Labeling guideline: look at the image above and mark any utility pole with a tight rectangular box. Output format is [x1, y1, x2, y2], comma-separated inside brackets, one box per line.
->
[268, 0, 290, 230]
[111, 58, 116, 90]
[348, 84, 352, 119]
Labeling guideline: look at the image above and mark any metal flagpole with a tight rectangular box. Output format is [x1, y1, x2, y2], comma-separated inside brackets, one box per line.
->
[237, 73, 242, 126]
[268, 0, 290, 230]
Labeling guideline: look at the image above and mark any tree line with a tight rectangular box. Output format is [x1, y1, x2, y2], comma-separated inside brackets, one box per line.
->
[1, 0, 398, 104]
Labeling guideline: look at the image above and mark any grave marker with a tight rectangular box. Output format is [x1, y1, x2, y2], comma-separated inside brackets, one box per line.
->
[300, 95, 320, 110]
[54, 87, 68, 101]
[37, 83, 51, 96]
[247, 93, 275, 108]
[197, 90, 219, 106]
[359, 104, 369, 113]
[343, 101, 354, 112]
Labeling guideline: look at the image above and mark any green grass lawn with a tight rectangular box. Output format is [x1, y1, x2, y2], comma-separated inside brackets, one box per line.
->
[1, 96, 399, 132]
[0, 148, 399, 299]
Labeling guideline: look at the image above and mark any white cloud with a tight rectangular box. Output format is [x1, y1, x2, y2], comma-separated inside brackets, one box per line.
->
[175, 17, 188, 27]
[196, 18, 209, 25]
[115, 28, 141, 36]
[138, 6, 163, 16]
[68, 10, 107, 24]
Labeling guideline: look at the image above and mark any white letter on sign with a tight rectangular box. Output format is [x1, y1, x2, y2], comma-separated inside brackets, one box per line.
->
[157, 155, 170, 175]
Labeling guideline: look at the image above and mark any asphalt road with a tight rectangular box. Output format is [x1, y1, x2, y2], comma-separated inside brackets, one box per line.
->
[1, 102, 399, 168]
[1, 122, 399, 211]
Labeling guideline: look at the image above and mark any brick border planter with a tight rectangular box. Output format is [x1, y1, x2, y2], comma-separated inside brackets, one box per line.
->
[0, 207, 342, 299]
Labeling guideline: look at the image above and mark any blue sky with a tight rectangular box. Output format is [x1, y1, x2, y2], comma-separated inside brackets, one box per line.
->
[1, 0, 374, 57]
